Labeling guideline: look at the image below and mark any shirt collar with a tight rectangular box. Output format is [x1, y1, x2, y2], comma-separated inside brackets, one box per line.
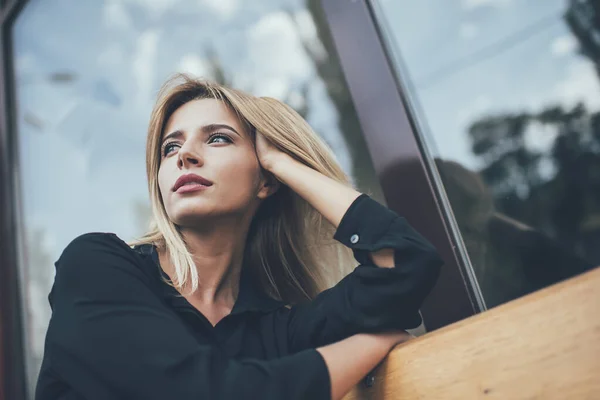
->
[137, 243, 284, 314]
[232, 266, 284, 314]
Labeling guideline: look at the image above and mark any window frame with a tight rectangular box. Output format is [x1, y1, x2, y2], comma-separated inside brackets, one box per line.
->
[318, 0, 485, 330]
[0, 1, 30, 399]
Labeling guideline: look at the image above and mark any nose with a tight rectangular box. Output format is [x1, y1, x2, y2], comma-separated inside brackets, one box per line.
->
[177, 142, 203, 169]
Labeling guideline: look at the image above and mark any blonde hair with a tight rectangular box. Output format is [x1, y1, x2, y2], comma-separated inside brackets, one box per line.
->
[131, 74, 356, 303]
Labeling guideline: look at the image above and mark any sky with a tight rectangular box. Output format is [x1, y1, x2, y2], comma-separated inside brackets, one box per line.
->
[380, 0, 600, 171]
[12, 0, 600, 392]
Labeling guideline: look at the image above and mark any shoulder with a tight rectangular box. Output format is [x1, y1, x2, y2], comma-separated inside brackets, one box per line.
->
[49, 233, 164, 310]
[58, 232, 136, 265]
[55, 232, 155, 287]
[62, 231, 129, 251]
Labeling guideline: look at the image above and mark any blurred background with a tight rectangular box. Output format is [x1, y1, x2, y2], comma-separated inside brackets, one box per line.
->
[1, 0, 599, 398]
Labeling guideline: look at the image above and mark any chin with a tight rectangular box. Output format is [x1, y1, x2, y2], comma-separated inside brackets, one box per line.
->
[171, 214, 213, 229]
[168, 203, 216, 225]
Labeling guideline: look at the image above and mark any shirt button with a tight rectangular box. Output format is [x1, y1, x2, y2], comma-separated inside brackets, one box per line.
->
[350, 234, 359, 244]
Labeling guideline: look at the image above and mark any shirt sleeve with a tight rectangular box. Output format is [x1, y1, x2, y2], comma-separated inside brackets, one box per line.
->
[287, 194, 443, 352]
[38, 233, 330, 400]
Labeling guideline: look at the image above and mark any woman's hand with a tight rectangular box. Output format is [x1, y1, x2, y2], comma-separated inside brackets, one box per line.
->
[380, 330, 415, 348]
[255, 131, 289, 172]
[255, 130, 396, 268]
[255, 131, 361, 228]
[317, 331, 415, 400]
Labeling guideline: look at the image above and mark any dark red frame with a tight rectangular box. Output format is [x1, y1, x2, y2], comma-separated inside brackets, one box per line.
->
[0, 0, 482, 398]
[318, 0, 483, 329]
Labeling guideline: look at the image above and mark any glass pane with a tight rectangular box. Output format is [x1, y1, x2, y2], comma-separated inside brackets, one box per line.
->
[376, 0, 599, 309]
[13, 0, 383, 395]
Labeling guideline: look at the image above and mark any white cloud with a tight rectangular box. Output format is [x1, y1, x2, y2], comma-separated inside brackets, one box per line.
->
[201, 0, 238, 19]
[248, 11, 311, 78]
[553, 59, 600, 111]
[103, 0, 132, 30]
[550, 35, 578, 57]
[132, 30, 160, 107]
[257, 77, 289, 99]
[178, 54, 211, 78]
[537, 157, 557, 181]
[286, 89, 306, 111]
[246, 11, 313, 98]
[97, 43, 126, 68]
[461, 0, 512, 11]
[293, 9, 319, 41]
[457, 95, 493, 126]
[459, 23, 479, 39]
[116, 0, 178, 17]
[523, 120, 559, 153]
[15, 53, 37, 78]
[293, 9, 328, 62]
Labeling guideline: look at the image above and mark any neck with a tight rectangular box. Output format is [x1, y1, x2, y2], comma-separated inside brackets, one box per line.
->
[161, 213, 254, 308]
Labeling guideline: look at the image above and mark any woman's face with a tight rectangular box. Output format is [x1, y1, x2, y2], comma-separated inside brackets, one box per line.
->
[158, 98, 268, 227]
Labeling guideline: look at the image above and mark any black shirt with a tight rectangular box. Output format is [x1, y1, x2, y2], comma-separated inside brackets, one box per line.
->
[35, 194, 442, 400]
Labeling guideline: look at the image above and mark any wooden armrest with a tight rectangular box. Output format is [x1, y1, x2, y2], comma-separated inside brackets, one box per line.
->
[344, 267, 600, 399]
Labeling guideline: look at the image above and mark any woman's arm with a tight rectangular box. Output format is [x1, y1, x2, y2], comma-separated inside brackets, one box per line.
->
[266, 152, 361, 229]
[317, 331, 412, 400]
[256, 134, 442, 352]
[259, 145, 394, 268]
[43, 233, 410, 400]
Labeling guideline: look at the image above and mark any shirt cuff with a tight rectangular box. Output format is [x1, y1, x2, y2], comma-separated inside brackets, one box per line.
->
[333, 194, 399, 265]
[293, 349, 332, 400]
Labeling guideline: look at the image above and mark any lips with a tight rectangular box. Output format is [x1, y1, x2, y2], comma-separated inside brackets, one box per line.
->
[172, 173, 213, 192]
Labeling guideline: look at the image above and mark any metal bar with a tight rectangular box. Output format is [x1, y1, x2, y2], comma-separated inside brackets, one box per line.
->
[0, 0, 31, 398]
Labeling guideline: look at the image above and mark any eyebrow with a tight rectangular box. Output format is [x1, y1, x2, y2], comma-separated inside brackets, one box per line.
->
[162, 123, 241, 144]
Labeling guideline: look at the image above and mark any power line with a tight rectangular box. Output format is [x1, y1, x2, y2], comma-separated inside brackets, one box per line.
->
[415, 12, 562, 90]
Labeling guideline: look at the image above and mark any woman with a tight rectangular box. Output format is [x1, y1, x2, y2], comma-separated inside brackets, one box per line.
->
[36, 75, 442, 400]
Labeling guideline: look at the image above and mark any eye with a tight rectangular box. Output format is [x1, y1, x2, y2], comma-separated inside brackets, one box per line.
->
[162, 142, 180, 157]
[208, 133, 233, 144]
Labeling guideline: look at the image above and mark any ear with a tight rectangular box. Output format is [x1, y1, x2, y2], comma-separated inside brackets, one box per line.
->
[257, 171, 281, 200]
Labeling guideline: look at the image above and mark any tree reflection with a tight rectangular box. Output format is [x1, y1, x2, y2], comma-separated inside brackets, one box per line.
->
[468, 102, 600, 265]
[433, 0, 600, 307]
[448, 98, 600, 307]
[437, 155, 595, 308]
[565, 0, 600, 76]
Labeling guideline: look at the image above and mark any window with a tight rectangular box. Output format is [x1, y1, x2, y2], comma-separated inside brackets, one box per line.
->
[12, 0, 382, 395]
[375, 0, 599, 308]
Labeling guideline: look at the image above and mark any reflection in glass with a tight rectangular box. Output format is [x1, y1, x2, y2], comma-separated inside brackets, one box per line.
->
[13, 0, 381, 395]
[377, 0, 598, 308]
